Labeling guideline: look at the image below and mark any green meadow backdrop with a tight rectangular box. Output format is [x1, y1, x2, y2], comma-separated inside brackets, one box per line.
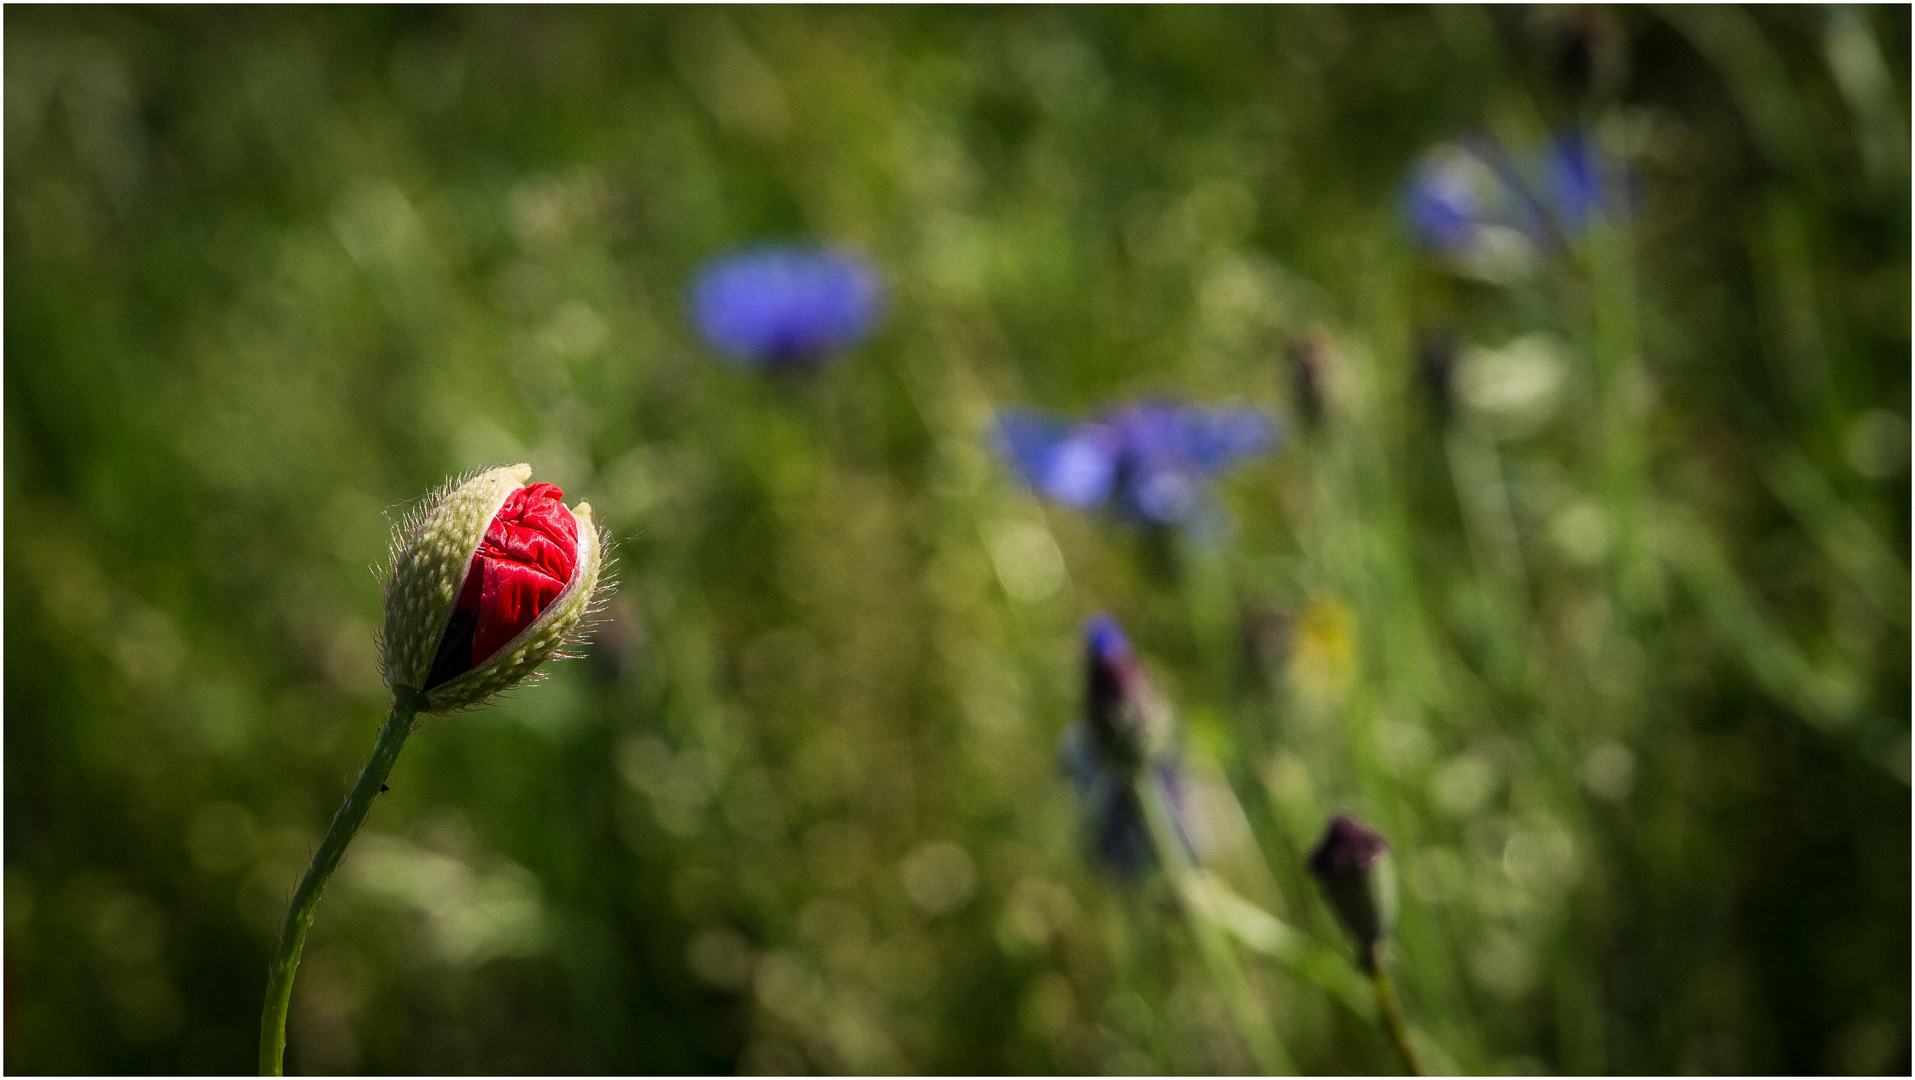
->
[6, 6, 1908, 1074]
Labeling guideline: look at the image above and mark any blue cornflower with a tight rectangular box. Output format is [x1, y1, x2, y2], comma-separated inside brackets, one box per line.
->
[1403, 130, 1626, 269]
[688, 244, 883, 367]
[1061, 615, 1198, 878]
[993, 401, 1277, 526]
[1403, 143, 1512, 252]
[1539, 131, 1614, 234]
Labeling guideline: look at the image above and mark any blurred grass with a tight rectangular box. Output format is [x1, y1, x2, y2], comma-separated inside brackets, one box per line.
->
[5, 6, 1908, 1075]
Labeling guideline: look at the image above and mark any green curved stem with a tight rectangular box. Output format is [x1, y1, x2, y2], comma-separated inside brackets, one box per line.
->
[1370, 963, 1426, 1076]
[1135, 769, 1295, 1075]
[258, 699, 417, 1075]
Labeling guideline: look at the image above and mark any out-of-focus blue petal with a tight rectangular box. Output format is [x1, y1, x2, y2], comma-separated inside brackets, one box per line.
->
[1132, 470, 1196, 524]
[993, 401, 1274, 526]
[1541, 132, 1621, 233]
[994, 408, 1073, 490]
[690, 245, 883, 366]
[1085, 614, 1130, 664]
[1106, 403, 1183, 461]
[1183, 408, 1278, 471]
[994, 408, 1116, 509]
[993, 408, 1069, 484]
[1406, 130, 1628, 265]
[1404, 155, 1485, 251]
[1047, 429, 1121, 507]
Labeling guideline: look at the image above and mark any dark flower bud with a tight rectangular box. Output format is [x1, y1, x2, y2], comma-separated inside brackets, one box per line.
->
[1417, 327, 1459, 422]
[1308, 813, 1399, 970]
[1527, 5, 1628, 102]
[1083, 615, 1168, 775]
[1286, 338, 1325, 430]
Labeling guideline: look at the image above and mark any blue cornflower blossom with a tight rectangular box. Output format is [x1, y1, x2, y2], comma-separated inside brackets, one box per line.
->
[1403, 130, 1626, 271]
[1061, 615, 1198, 877]
[1539, 132, 1613, 234]
[689, 244, 883, 367]
[1403, 142, 1524, 253]
[994, 401, 1277, 526]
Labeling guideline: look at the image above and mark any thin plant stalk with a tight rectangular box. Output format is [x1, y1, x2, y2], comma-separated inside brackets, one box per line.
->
[1443, 428, 1534, 692]
[258, 698, 418, 1075]
[1134, 769, 1295, 1075]
[1370, 962, 1426, 1076]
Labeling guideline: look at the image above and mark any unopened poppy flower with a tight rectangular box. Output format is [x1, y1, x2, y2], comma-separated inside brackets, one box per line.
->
[993, 401, 1277, 526]
[1311, 813, 1426, 1071]
[689, 244, 884, 367]
[381, 464, 607, 713]
[263, 465, 609, 1075]
[1308, 813, 1399, 970]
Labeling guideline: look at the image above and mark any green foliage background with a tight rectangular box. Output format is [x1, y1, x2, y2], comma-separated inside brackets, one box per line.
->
[6, 6, 1908, 1074]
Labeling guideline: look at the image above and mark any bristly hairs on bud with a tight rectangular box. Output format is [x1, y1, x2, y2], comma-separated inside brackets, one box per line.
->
[374, 464, 526, 697]
[422, 520, 617, 715]
[535, 533, 619, 667]
[373, 464, 612, 716]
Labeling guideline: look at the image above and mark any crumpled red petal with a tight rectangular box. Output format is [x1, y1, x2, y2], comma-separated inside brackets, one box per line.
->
[455, 482, 579, 667]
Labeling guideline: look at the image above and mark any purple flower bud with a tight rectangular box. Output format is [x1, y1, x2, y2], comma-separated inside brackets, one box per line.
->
[1082, 615, 1166, 774]
[1527, 6, 1627, 101]
[689, 244, 883, 368]
[1308, 813, 1399, 970]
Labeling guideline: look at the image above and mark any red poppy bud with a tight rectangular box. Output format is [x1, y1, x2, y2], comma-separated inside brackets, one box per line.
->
[381, 465, 606, 714]
[425, 483, 580, 688]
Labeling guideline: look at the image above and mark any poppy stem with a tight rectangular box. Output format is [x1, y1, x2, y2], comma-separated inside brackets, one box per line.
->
[1370, 962, 1426, 1076]
[258, 697, 417, 1075]
[1134, 770, 1295, 1075]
